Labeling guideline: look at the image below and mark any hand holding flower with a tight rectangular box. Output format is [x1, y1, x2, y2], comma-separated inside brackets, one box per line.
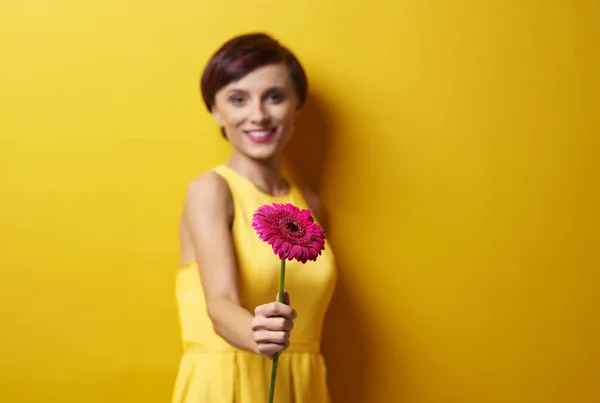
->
[252, 202, 326, 403]
[252, 291, 296, 359]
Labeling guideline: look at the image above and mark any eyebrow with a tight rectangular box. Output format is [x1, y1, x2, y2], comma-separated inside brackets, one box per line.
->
[226, 86, 287, 94]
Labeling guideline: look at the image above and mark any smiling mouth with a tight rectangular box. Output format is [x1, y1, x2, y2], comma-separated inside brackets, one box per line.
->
[244, 127, 277, 143]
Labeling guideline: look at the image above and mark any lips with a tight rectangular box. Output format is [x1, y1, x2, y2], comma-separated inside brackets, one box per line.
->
[244, 127, 277, 143]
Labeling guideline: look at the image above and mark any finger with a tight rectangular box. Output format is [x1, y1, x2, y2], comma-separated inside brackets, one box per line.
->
[252, 316, 294, 332]
[256, 302, 296, 319]
[253, 329, 289, 344]
[267, 317, 294, 331]
[256, 340, 290, 358]
[274, 290, 289, 305]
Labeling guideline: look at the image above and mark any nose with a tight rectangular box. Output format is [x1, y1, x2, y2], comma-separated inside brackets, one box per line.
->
[249, 100, 270, 124]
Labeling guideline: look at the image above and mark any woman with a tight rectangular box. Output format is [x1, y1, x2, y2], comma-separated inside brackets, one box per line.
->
[172, 32, 337, 403]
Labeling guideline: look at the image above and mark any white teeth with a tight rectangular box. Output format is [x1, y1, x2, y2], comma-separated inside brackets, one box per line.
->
[247, 130, 271, 137]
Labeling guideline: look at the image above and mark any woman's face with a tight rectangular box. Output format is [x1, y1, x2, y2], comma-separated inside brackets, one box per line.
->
[211, 63, 301, 161]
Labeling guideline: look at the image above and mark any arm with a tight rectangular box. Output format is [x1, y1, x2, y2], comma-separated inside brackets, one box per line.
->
[182, 172, 296, 358]
[299, 184, 328, 231]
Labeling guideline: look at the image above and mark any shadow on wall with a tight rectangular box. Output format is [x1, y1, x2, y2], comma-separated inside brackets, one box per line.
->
[283, 90, 332, 202]
[284, 92, 375, 403]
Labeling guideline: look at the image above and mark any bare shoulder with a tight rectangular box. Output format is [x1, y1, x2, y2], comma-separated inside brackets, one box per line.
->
[297, 184, 327, 229]
[183, 170, 233, 224]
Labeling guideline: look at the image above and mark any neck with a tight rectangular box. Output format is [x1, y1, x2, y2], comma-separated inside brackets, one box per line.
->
[226, 153, 289, 196]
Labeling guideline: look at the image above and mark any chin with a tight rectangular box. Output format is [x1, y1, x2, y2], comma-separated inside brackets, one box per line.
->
[246, 142, 289, 161]
[246, 148, 280, 161]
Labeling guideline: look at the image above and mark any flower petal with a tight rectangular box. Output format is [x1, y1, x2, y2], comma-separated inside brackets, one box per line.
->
[251, 202, 327, 263]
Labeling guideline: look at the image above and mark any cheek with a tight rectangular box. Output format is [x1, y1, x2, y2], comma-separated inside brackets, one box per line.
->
[220, 108, 247, 127]
[269, 104, 297, 125]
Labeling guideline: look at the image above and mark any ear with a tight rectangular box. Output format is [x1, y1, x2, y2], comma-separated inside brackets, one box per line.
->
[211, 106, 224, 127]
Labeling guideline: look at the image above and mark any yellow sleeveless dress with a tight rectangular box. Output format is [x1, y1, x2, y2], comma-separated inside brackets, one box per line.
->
[172, 164, 337, 403]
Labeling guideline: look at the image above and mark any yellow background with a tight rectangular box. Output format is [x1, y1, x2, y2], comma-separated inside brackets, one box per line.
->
[1, 1, 598, 402]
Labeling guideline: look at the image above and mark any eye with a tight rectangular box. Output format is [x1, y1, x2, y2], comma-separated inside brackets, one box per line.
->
[267, 91, 286, 103]
[228, 95, 246, 106]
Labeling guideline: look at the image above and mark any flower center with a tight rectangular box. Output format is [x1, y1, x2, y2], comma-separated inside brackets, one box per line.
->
[286, 221, 300, 232]
[280, 218, 306, 239]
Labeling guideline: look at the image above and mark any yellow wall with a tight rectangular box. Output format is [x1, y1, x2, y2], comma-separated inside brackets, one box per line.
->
[1, 1, 598, 402]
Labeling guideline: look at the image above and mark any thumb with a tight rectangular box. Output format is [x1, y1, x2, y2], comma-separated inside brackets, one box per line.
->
[275, 290, 290, 305]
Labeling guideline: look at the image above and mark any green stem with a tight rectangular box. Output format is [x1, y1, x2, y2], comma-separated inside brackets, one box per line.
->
[267, 259, 286, 403]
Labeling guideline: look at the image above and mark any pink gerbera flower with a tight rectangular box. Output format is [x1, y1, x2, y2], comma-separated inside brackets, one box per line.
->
[252, 203, 326, 263]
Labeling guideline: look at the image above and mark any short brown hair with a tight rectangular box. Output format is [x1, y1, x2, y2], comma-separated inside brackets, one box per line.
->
[200, 32, 308, 112]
